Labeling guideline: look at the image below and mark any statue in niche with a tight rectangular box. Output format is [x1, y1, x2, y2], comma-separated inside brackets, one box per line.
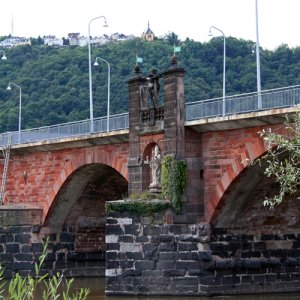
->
[147, 69, 160, 108]
[145, 144, 162, 190]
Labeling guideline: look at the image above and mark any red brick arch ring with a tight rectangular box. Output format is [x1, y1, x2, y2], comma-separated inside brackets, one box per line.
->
[206, 139, 269, 224]
[42, 148, 128, 223]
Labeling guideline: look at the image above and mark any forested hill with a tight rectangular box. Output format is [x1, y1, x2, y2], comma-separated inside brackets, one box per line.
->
[0, 35, 300, 133]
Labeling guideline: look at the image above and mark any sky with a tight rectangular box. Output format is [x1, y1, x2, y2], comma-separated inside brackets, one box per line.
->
[0, 0, 300, 50]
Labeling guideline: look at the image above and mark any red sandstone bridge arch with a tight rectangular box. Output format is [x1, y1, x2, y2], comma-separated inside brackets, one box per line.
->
[43, 163, 128, 238]
[39, 144, 129, 222]
[204, 128, 270, 225]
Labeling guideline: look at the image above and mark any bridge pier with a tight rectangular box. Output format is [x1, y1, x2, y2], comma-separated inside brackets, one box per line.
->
[106, 208, 300, 296]
[127, 62, 186, 196]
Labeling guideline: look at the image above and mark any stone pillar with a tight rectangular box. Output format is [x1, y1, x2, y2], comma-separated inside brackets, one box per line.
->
[127, 75, 147, 195]
[127, 61, 186, 195]
[162, 63, 185, 159]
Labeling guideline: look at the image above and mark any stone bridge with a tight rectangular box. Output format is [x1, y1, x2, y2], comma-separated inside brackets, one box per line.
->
[0, 61, 300, 295]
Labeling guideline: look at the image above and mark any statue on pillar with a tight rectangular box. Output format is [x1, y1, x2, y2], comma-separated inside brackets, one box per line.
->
[145, 144, 162, 192]
[147, 69, 160, 108]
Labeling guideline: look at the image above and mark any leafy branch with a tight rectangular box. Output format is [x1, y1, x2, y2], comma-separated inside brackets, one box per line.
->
[254, 112, 300, 207]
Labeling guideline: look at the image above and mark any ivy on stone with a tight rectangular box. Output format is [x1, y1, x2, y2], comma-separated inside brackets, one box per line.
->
[106, 200, 171, 215]
[161, 155, 187, 212]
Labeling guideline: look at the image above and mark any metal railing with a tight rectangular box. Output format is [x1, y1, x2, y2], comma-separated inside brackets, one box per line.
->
[185, 85, 300, 121]
[1, 85, 300, 147]
[0, 113, 129, 147]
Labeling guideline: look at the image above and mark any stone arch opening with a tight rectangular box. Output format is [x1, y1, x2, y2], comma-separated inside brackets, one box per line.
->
[211, 161, 266, 228]
[42, 163, 127, 275]
[212, 151, 300, 232]
[44, 163, 127, 232]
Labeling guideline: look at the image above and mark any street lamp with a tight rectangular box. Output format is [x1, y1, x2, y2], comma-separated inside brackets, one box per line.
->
[88, 16, 108, 133]
[0, 50, 7, 60]
[255, 0, 262, 109]
[209, 26, 226, 117]
[7, 82, 22, 144]
[94, 57, 111, 132]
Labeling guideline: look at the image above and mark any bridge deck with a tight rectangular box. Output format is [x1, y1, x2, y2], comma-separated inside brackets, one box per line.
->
[186, 106, 300, 132]
[1, 84, 300, 148]
[9, 129, 129, 154]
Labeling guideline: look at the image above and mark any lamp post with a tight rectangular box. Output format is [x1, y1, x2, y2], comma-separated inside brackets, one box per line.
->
[7, 82, 22, 144]
[88, 16, 108, 133]
[209, 26, 226, 117]
[0, 50, 7, 60]
[255, 0, 262, 109]
[94, 57, 110, 132]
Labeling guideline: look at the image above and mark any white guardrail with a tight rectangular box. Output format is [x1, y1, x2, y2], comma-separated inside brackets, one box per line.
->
[185, 85, 300, 121]
[1, 85, 300, 147]
[0, 112, 129, 147]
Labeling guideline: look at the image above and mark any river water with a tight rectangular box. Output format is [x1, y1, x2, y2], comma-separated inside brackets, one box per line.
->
[73, 277, 300, 300]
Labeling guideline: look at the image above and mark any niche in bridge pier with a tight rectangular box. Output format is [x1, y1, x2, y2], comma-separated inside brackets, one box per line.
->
[142, 143, 162, 193]
[44, 163, 128, 252]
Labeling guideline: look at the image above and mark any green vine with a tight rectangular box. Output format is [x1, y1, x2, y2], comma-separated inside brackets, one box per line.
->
[106, 200, 171, 215]
[106, 155, 188, 215]
[161, 155, 188, 212]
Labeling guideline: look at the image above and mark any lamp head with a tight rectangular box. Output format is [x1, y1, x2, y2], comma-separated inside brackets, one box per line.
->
[7, 84, 11, 90]
[1, 54, 7, 60]
[94, 60, 99, 66]
[103, 20, 108, 28]
[208, 29, 213, 37]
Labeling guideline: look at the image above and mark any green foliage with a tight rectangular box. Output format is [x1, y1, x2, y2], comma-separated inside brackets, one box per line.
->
[1, 36, 300, 132]
[161, 155, 188, 212]
[106, 156, 187, 216]
[253, 112, 300, 207]
[126, 190, 164, 200]
[106, 199, 171, 215]
[163, 32, 180, 45]
[0, 238, 90, 300]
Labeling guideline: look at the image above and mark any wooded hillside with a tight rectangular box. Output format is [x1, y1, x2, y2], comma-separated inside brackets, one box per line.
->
[0, 34, 299, 132]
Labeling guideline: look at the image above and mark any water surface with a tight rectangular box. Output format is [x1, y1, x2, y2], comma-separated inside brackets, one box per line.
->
[73, 277, 300, 300]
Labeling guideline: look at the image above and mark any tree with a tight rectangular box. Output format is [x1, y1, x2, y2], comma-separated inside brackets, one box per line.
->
[164, 32, 180, 45]
[0, 36, 300, 132]
[252, 112, 300, 207]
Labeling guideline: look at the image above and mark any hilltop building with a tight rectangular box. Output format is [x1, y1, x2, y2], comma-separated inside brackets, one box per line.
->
[44, 35, 64, 46]
[0, 23, 147, 49]
[0, 36, 31, 48]
[142, 22, 155, 41]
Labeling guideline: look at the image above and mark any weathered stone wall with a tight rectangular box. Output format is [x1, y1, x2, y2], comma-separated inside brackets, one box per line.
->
[0, 225, 105, 278]
[105, 211, 300, 296]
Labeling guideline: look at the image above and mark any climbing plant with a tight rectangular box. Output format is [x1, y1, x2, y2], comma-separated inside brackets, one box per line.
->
[106, 199, 171, 216]
[252, 112, 300, 207]
[106, 155, 188, 215]
[161, 155, 188, 212]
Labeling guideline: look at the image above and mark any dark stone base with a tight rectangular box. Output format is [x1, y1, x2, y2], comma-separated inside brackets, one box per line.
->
[0, 225, 105, 278]
[106, 211, 300, 296]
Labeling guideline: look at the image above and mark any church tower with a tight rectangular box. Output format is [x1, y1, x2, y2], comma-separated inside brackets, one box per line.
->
[142, 21, 155, 41]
